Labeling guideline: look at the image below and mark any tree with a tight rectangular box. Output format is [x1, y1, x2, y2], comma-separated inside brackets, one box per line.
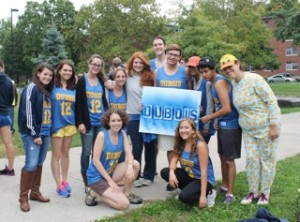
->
[31, 26, 67, 68]
[168, 0, 279, 71]
[269, 0, 300, 45]
[70, 0, 169, 73]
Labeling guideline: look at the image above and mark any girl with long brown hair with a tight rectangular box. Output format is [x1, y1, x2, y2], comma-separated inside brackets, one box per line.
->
[160, 118, 216, 208]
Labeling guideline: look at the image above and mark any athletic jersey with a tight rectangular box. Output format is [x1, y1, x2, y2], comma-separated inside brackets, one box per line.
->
[51, 86, 76, 133]
[107, 88, 127, 111]
[40, 99, 52, 136]
[193, 77, 215, 136]
[85, 75, 104, 127]
[156, 65, 188, 89]
[179, 141, 215, 185]
[150, 59, 156, 71]
[212, 74, 239, 129]
[86, 129, 124, 185]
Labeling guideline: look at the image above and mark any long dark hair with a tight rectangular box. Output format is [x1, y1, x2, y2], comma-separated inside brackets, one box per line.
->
[32, 63, 54, 100]
[88, 54, 107, 83]
[55, 59, 76, 90]
[173, 118, 204, 159]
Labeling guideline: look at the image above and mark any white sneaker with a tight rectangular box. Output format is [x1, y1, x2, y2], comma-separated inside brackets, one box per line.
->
[134, 178, 143, 188]
[207, 189, 217, 207]
[141, 179, 152, 186]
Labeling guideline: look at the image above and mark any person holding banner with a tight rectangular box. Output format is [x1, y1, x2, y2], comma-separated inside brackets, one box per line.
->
[160, 118, 216, 208]
[126, 51, 157, 187]
[187, 56, 215, 143]
[150, 36, 166, 71]
[155, 44, 191, 166]
[199, 57, 241, 205]
[75, 54, 109, 191]
[85, 109, 142, 209]
[220, 54, 281, 205]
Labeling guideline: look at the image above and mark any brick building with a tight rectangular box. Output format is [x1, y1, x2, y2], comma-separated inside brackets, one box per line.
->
[257, 16, 300, 77]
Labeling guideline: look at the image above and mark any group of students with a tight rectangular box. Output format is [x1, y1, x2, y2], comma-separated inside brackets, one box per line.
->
[0, 35, 281, 213]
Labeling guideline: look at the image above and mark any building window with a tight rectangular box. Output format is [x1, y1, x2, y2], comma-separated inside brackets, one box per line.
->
[264, 20, 269, 28]
[286, 47, 298, 56]
[286, 62, 298, 71]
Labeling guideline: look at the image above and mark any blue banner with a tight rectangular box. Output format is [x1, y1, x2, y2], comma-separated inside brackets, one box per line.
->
[139, 87, 202, 136]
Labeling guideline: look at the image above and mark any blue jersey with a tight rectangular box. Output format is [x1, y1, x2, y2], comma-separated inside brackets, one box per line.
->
[40, 99, 52, 136]
[156, 65, 188, 89]
[51, 86, 76, 133]
[150, 59, 156, 71]
[212, 74, 239, 129]
[85, 75, 104, 127]
[86, 129, 124, 185]
[179, 141, 215, 185]
[107, 88, 127, 111]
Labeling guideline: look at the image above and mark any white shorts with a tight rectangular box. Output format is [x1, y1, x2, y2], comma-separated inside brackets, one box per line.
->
[158, 135, 174, 151]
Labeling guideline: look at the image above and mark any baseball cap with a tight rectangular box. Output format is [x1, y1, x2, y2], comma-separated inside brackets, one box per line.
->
[187, 56, 201, 67]
[199, 56, 216, 69]
[220, 54, 237, 70]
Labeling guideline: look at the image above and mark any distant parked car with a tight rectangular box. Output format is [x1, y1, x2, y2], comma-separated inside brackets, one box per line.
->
[282, 73, 300, 82]
[267, 74, 297, 83]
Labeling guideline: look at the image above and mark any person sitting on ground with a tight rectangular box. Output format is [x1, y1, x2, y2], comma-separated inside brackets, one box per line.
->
[85, 109, 143, 210]
[160, 118, 216, 208]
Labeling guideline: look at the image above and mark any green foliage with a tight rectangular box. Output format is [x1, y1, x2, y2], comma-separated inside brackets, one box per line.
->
[270, 82, 300, 96]
[31, 25, 67, 68]
[98, 155, 300, 222]
[71, 0, 169, 73]
[169, 0, 279, 71]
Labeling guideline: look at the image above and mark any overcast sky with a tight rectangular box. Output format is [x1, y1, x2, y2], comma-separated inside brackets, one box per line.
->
[0, 0, 193, 22]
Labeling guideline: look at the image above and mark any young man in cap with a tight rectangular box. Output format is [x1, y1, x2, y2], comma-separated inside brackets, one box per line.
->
[187, 56, 215, 143]
[199, 56, 241, 204]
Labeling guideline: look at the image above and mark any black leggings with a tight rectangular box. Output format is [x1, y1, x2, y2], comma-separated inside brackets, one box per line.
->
[161, 167, 213, 205]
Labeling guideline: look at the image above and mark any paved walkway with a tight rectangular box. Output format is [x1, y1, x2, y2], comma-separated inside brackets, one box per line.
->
[1, 112, 299, 222]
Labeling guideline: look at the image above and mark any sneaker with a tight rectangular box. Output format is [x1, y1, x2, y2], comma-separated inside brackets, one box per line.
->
[128, 193, 143, 204]
[85, 187, 97, 206]
[257, 193, 269, 205]
[217, 186, 228, 194]
[62, 181, 72, 193]
[224, 194, 235, 204]
[207, 189, 217, 207]
[0, 166, 15, 176]
[241, 192, 259, 205]
[166, 184, 176, 191]
[56, 186, 70, 198]
[134, 178, 143, 188]
[142, 179, 152, 186]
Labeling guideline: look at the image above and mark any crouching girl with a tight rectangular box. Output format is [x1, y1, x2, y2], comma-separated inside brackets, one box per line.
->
[85, 109, 142, 210]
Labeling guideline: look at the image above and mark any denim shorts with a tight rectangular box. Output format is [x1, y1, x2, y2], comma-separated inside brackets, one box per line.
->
[0, 115, 11, 128]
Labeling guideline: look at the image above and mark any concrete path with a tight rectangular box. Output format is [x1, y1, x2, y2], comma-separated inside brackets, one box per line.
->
[0, 112, 299, 222]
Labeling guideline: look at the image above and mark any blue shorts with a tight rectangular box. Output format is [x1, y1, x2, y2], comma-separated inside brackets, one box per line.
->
[0, 115, 11, 128]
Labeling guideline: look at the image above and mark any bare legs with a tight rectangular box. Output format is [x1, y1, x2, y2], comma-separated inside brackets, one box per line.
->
[96, 160, 140, 210]
[0, 125, 14, 170]
[51, 136, 72, 188]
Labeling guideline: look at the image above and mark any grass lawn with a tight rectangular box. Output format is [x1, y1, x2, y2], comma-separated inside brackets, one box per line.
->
[99, 155, 300, 222]
[269, 82, 300, 97]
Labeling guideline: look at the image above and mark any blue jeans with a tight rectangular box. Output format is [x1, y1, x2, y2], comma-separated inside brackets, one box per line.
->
[127, 120, 157, 181]
[80, 126, 102, 176]
[21, 134, 50, 172]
